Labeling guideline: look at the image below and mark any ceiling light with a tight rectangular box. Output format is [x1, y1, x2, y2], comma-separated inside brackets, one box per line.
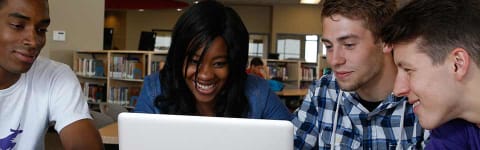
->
[194, 1, 199, 4]
[138, 9, 144, 12]
[300, 0, 321, 4]
[176, 8, 183, 12]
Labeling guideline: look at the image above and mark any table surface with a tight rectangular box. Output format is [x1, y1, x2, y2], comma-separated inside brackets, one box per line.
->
[275, 89, 308, 96]
[98, 122, 118, 144]
[97, 88, 308, 145]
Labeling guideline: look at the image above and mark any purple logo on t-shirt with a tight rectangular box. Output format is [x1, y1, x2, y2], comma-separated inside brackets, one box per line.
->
[0, 124, 23, 150]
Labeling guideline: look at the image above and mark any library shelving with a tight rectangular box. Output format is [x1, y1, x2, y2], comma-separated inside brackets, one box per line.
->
[262, 57, 327, 111]
[73, 50, 167, 109]
[264, 58, 326, 89]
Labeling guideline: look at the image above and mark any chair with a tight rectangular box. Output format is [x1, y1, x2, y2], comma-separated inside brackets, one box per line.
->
[102, 103, 128, 121]
[89, 110, 115, 129]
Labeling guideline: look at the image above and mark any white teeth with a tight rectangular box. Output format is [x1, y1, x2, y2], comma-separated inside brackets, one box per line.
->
[196, 82, 214, 90]
[413, 101, 420, 107]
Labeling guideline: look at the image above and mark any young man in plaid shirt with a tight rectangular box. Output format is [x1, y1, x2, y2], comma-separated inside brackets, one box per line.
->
[292, 0, 429, 149]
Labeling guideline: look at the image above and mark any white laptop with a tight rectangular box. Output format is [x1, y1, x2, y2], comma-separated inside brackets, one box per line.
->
[118, 113, 293, 150]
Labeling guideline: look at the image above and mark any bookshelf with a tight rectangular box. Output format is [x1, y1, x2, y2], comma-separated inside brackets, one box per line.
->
[73, 50, 167, 109]
[263, 54, 329, 89]
[263, 56, 328, 111]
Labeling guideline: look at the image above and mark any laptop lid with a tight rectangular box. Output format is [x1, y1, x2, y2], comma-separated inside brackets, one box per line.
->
[118, 113, 293, 150]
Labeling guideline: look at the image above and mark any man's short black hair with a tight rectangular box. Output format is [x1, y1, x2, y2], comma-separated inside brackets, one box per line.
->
[250, 57, 264, 67]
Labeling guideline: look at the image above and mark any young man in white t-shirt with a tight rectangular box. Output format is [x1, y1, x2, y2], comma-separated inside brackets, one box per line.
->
[0, 0, 103, 149]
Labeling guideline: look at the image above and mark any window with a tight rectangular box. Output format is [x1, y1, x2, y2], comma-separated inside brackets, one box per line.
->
[248, 33, 269, 58]
[277, 38, 301, 59]
[249, 39, 264, 57]
[276, 34, 319, 62]
[305, 35, 318, 63]
[152, 30, 172, 51]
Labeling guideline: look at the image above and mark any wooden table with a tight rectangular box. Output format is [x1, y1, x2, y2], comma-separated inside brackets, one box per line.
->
[98, 122, 118, 144]
[276, 89, 308, 112]
[275, 89, 308, 96]
[96, 89, 309, 144]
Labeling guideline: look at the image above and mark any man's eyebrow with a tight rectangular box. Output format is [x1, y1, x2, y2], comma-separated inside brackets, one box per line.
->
[8, 12, 30, 20]
[321, 38, 329, 43]
[337, 34, 359, 41]
[321, 34, 359, 44]
[8, 12, 50, 25]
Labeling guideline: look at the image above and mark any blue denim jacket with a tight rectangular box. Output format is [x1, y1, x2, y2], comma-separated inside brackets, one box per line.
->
[134, 72, 292, 120]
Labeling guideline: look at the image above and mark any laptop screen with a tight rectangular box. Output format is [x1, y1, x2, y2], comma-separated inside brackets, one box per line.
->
[118, 113, 293, 150]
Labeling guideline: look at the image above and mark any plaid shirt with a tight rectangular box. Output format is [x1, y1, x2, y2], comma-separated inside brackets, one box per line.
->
[292, 74, 429, 150]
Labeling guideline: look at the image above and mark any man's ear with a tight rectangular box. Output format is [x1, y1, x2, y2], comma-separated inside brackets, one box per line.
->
[383, 43, 393, 53]
[451, 48, 470, 80]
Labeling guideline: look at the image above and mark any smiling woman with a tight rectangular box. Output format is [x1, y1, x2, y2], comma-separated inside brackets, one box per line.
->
[133, 0, 291, 120]
[183, 37, 229, 114]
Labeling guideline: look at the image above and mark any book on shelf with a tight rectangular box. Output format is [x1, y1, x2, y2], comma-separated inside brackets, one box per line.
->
[81, 82, 107, 103]
[109, 86, 141, 106]
[130, 96, 139, 107]
[300, 63, 317, 81]
[132, 61, 143, 79]
[77, 58, 105, 77]
[301, 67, 316, 81]
[110, 56, 144, 79]
[94, 60, 105, 77]
[267, 66, 287, 81]
[151, 61, 165, 73]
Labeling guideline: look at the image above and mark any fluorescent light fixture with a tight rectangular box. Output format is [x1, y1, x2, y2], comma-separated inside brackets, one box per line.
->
[300, 0, 321, 4]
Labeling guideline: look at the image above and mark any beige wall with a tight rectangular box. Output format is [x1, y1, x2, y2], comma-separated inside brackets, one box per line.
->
[105, 5, 322, 52]
[118, 4, 323, 54]
[125, 9, 182, 49]
[271, 4, 322, 53]
[41, 2, 322, 67]
[230, 5, 271, 33]
[123, 5, 272, 50]
[272, 5, 322, 34]
[44, 0, 104, 67]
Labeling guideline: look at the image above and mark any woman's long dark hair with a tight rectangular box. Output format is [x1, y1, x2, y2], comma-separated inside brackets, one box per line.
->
[154, 0, 250, 117]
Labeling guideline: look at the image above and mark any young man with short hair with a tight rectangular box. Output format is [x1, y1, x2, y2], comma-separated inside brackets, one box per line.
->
[0, 0, 103, 149]
[247, 57, 268, 79]
[292, 0, 428, 149]
[382, 0, 480, 149]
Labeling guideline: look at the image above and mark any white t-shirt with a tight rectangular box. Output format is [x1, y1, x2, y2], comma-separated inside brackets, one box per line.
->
[0, 57, 91, 150]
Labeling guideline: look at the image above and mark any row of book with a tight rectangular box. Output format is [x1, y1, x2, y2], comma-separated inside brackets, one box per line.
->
[77, 58, 105, 77]
[110, 56, 143, 79]
[268, 66, 288, 81]
[81, 81, 141, 107]
[76, 57, 167, 79]
[108, 86, 141, 106]
[151, 61, 165, 73]
[82, 82, 107, 103]
[301, 66, 317, 81]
